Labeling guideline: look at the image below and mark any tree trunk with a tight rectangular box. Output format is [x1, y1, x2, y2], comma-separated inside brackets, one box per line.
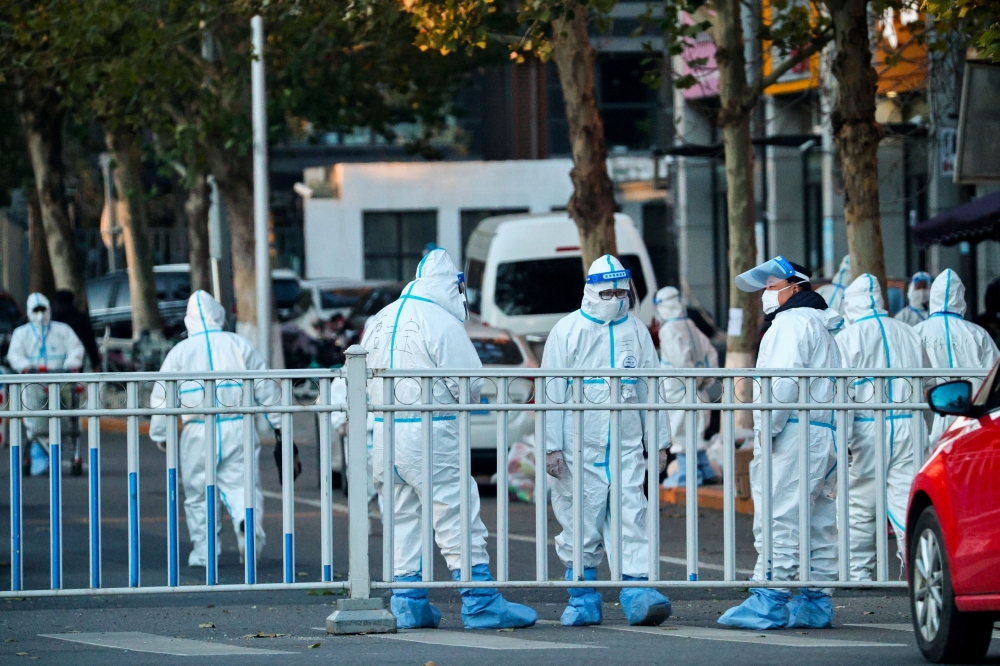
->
[207, 148, 259, 328]
[27, 189, 56, 299]
[712, 0, 760, 370]
[826, 0, 886, 301]
[551, 7, 618, 270]
[186, 173, 213, 295]
[15, 81, 88, 314]
[105, 127, 163, 339]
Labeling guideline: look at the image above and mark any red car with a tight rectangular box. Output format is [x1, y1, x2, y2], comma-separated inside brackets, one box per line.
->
[909, 367, 1000, 663]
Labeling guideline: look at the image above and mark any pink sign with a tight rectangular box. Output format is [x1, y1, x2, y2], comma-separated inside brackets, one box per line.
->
[679, 13, 718, 99]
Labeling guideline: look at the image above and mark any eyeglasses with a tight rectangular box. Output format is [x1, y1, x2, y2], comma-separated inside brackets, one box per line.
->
[598, 288, 629, 300]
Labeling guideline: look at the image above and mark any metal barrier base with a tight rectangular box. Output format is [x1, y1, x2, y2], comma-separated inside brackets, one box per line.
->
[325, 598, 397, 635]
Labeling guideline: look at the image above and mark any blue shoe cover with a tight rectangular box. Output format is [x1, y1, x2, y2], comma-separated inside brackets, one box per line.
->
[717, 588, 790, 630]
[561, 567, 602, 626]
[786, 589, 833, 628]
[620, 575, 672, 626]
[452, 564, 537, 629]
[663, 454, 705, 488]
[697, 451, 718, 483]
[390, 575, 441, 629]
[30, 442, 49, 477]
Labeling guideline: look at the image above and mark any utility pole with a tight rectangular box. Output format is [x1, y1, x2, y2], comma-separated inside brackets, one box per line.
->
[251, 15, 271, 362]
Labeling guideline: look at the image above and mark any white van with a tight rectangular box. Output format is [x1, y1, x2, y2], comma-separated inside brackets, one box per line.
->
[464, 213, 658, 339]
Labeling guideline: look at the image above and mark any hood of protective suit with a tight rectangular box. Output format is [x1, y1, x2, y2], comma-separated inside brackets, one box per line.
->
[832, 254, 852, 288]
[929, 269, 967, 316]
[843, 274, 886, 325]
[184, 290, 226, 335]
[404, 249, 467, 322]
[581, 255, 630, 325]
[653, 286, 684, 321]
[26, 293, 51, 328]
[907, 271, 932, 308]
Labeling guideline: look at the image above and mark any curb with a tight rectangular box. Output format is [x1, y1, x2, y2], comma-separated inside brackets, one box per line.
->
[660, 485, 754, 515]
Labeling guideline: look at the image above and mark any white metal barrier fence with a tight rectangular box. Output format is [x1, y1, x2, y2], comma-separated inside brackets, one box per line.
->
[1, 346, 988, 600]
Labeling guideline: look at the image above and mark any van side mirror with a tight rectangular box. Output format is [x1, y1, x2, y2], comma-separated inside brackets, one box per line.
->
[926, 380, 976, 417]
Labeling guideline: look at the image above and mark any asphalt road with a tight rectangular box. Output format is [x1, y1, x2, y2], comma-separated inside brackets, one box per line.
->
[0, 417, 982, 665]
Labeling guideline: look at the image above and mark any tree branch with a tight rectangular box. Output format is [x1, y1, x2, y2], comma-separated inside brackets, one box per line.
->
[751, 27, 832, 99]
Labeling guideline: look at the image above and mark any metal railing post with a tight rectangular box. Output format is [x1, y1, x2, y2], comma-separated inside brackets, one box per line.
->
[242, 379, 257, 585]
[165, 380, 178, 587]
[722, 377, 736, 582]
[684, 377, 698, 581]
[9, 385, 22, 591]
[319, 377, 334, 582]
[326, 345, 396, 634]
[126, 381, 140, 588]
[88, 382, 103, 589]
[50, 380, 63, 589]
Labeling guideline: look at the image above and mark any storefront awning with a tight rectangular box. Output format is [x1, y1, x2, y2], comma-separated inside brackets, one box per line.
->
[912, 190, 1000, 247]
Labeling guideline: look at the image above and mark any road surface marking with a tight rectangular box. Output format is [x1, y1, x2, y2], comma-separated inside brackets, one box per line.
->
[39, 632, 296, 656]
[369, 629, 594, 650]
[845, 623, 1000, 638]
[598, 625, 906, 647]
[278, 491, 751, 575]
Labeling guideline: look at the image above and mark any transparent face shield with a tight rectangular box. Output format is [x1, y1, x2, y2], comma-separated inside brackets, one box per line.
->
[586, 268, 639, 311]
[734, 256, 809, 292]
[457, 272, 470, 320]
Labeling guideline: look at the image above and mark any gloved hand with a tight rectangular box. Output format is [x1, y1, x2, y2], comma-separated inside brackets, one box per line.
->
[273, 429, 302, 484]
[658, 449, 668, 473]
[546, 451, 568, 479]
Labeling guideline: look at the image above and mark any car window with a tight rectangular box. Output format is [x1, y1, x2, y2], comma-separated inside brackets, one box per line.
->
[273, 278, 301, 308]
[471, 337, 524, 365]
[114, 276, 131, 308]
[494, 254, 648, 317]
[87, 278, 115, 310]
[973, 360, 1000, 412]
[466, 259, 485, 315]
[359, 286, 404, 317]
[156, 273, 191, 302]
[320, 288, 372, 310]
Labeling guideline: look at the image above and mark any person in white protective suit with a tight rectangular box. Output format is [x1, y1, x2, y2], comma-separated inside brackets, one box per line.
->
[542, 255, 673, 627]
[653, 287, 719, 487]
[7, 293, 85, 476]
[363, 248, 537, 630]
[894, 272, 932, 326]
[836, 274, 928, 580]
[719, 257, 841, 630]
[330, 378, 378, 509]
[816, 254, 852, 316]
[149, 291, 281, 567]
[913, 269, 1000, 446]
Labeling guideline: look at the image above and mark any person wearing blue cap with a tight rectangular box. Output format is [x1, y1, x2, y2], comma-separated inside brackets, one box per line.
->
[541, 255, 673, 627]
[719, 257, 842, 630]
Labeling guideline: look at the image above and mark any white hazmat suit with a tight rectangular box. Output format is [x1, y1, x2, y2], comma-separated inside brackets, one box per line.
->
[149, 291, 280, 567]
[653, 287, 718, 486]
[364, 249, 536, 630]
[542, 255, 672, 627]
[720, 256, 841, 631]
[7, 293, 85, 463]
[816, 255, 852, 315]
[913, 269, 999, 445]
[894, 272, 931, 326]
[836, 274, 927, 580]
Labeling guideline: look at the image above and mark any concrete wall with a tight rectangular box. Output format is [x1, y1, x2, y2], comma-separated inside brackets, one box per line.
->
[303, 159, 575, 279]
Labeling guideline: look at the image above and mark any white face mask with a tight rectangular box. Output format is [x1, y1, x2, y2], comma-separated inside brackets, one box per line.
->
[29, 308, 49, 328]
[590, 297, 627, 323]
[761, 285, 792, 315]
[912, 289, 929, 307]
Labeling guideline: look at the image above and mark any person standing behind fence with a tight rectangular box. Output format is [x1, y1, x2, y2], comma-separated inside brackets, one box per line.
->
[363, 248, 537, 630]
[50, 289, 101, 370]
[836, 274, 927, 580]
[653, 286, 720, 488]
[893, 272, 931, 326]
[913, 269, 999, 447]
[542, 255, 673, 627]
[149, 291, 281, 567]
[7, 293, 85, 476]
[720, 257, 841, 630]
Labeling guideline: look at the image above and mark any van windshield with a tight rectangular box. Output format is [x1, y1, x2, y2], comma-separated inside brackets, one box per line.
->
[494, 255, 647, 316]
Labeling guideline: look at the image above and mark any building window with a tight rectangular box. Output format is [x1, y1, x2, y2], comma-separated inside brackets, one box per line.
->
[363, 210, 438, 280]
[460, 208, 529, 266]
